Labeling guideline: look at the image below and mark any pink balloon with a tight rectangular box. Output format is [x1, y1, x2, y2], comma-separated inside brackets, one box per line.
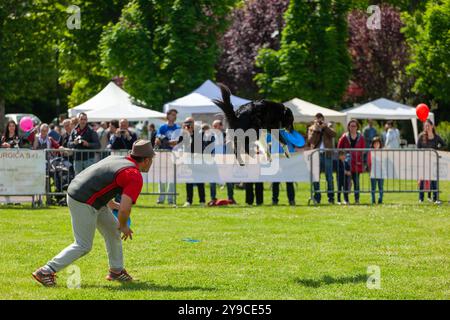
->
[19, 116, 34, 132]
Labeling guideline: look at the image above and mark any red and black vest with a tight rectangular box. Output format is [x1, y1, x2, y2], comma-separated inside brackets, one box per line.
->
[68, 156, 137, 209]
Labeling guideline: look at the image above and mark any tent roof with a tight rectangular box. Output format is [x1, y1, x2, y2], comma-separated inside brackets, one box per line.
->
[343, 98, 434, 121]
[85, 104, 165, 122]
[69, 82, 165, 121]
[284, 98, 347, 125]
[69, 82, 136, 116]
[343, 98, 435, 144]
[163, 80, 251, 118]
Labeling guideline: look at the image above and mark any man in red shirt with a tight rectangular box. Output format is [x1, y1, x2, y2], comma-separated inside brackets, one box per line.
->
[32, 140, 155, 287]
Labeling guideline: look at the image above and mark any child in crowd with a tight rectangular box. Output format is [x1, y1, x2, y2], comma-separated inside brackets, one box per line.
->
[337, 151, 351, 205]
[368, 137, 384, 205]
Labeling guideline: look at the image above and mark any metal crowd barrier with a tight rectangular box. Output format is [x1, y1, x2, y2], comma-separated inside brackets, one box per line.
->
[44, 148, 177, 206]
[308, 148, 440, 205]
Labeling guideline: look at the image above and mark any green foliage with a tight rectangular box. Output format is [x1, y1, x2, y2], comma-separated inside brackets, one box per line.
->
[255, 0, 352, 106]
[0, 1, 61, 122]
[350, 0, 430, 12]
[100, 0, 235, 110]
[100, 0, 166, 109]
[403, 0, 450, 107]
[58, 0, 127, 108]
[0, 1, 58, 99]
[435, 121, 450, 151]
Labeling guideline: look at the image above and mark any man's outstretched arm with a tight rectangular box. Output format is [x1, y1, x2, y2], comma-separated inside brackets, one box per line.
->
[118, 194, 133, 240]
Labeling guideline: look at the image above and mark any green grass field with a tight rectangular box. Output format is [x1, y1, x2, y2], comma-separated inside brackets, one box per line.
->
[0, 182, 449, 300]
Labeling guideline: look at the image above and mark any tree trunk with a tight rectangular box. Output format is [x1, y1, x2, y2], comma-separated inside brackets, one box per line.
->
[0, 97, 5, 134]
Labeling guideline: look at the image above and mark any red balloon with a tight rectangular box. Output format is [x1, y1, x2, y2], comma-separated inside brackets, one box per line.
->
[416, 103, 429, 122]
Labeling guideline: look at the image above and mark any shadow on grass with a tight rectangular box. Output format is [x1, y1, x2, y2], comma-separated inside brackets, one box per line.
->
[294, 274, 367, 288]
[83, 281, 216, 292]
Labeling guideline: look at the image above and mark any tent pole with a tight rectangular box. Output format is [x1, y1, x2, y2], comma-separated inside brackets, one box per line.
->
[411, 118, 419, 144]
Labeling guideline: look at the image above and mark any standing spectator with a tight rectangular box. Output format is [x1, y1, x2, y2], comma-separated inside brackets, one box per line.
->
[147, 123, 157, 147]
[384, 121, 401, 149]
[368, 137, 384, 205]
[107, 120, 119, 149]
[1, 120, 22, 148]
[208, 119, 236, 205]
[417, 119, 445, 204]
[363, 119, 378, 169]
[245, 133, 264, 206]
[363, 119, 378, 145]
[96, 121, 110, 160]
[48, 123, 62, 145]
[68, 112, 100, 175]
[182, 118, 206, 207]
[70, 117, 79, 128]
[21, 120, 39, 149]
[108, 120, 136, 225]
[60, 119, 72, 148]
[97, 122, 110, 150]
[34, 124, 61, 204]
[109, 119, 137, 150]
[307, 113, 336, 204]
[58, 119, 75, 193]
[269, 129, 302, 206]
[245, 183, 264, 206]
[337, 119, 366, 204]
[336, 151, 351, 205]
[55, 125, 62, 136]
[202, 123, 216, 205]
[381, 123, 389, 146]
[155, 109, 181, 205]
[33, 124, 60, 150]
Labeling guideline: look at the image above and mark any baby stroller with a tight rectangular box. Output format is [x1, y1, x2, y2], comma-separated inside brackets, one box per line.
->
[48, 156, 75, 206]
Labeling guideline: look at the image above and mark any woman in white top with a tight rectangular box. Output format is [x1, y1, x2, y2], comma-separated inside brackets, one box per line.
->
[384, 121, 401, 149]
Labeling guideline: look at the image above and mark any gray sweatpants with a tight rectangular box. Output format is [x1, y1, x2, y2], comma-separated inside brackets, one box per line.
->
[46, 195, 123, 272]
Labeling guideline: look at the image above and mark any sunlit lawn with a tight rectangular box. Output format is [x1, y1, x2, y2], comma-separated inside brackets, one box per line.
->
[0, 182, 449, 299]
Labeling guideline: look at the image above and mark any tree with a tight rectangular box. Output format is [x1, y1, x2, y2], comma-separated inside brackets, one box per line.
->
[161, 0, 235, 103]
[0, 0, 62, 131]
[101, 0, 234, 110]
[216, 0, 289, 98]
[100, 0, 168, 109]
[403, 0, 450, 113]
[58, 0, 127, 108]
[350, 0, 430, 12]
[255, 0, 352, 107]
[346, 4, 411, 103]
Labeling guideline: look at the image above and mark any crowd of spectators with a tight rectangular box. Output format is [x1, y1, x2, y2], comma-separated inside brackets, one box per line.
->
[1, 110, 445, 206]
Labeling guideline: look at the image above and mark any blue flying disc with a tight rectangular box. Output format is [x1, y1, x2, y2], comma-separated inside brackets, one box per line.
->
[112, 210, 131, 227]
[182, 238, 201, 243]
[281, 130, 305, 148]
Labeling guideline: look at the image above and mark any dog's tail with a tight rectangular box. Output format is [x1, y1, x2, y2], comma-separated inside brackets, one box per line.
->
[212, 83, 238, 128]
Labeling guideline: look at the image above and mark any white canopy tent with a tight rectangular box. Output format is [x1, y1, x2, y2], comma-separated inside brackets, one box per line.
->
[343, 98, 435, 143]
[163, 80, 251, 121]
[69, 82, 128, 116]
[85, 104, 165, 122]
[69, 81, 165, 121]
[284, 98, 347, 126]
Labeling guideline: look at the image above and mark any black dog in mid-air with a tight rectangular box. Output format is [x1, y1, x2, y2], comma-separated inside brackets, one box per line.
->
[213, 83, 294, 164]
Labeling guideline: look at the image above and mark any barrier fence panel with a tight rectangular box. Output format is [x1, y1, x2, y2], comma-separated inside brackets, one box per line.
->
[308, 148, 440, 205]
[1, 147, 441, 207]
[44, 149, 177, 206]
